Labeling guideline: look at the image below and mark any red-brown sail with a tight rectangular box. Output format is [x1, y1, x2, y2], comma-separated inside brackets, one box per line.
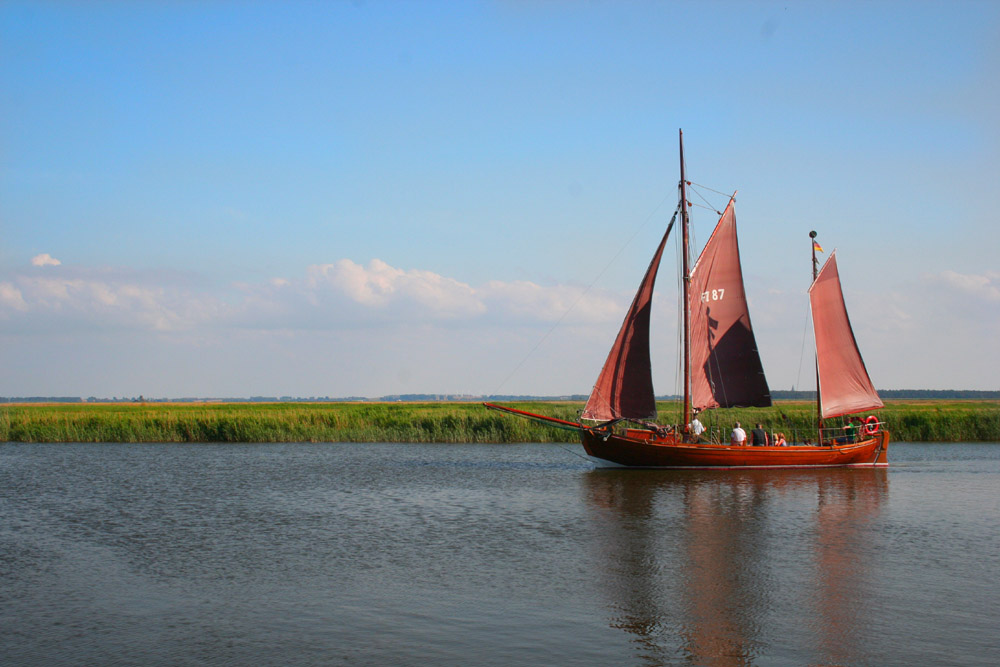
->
[688, 200, 771, 410]
[582, 219, 674, 421]
[809, 251, 883, 419]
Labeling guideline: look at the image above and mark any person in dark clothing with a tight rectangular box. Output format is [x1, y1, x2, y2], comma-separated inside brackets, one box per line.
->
[751, 423, 769, 446]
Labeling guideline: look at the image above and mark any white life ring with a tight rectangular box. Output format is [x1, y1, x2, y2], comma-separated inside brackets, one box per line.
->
[864, 415, 880, 436]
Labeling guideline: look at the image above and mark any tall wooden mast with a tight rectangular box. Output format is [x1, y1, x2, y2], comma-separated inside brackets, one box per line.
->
[810, 230, 823, 439]
[680, 129, 692, 428]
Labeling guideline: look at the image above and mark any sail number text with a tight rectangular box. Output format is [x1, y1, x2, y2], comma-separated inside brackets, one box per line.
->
[701, 288, 725, 303]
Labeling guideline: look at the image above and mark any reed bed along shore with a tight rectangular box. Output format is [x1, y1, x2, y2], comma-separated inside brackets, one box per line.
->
[2, 400, 999, 443]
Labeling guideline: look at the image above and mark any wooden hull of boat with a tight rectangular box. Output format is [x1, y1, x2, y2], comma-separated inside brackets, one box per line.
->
[580, 429, 889, 469]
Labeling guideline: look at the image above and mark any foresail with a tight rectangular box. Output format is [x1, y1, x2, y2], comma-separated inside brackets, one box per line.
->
[582, 218, 674, 421]
[809, 251, 883, 419]
[688, 201, 771, 410]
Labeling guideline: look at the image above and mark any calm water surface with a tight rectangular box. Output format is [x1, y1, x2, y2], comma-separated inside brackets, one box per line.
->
[2, 442, 998, 666]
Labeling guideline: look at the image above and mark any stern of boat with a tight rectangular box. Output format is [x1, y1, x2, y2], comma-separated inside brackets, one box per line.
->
[873, 429, 889, 466]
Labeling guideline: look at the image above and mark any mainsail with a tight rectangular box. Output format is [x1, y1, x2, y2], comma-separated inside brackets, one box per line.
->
[809, 251, 883, 419]
[582, 217, 675, 421]
[688, 200, 771, 410]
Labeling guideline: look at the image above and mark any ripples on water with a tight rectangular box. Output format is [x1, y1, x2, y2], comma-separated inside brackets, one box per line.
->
[2, 442, 998, 666]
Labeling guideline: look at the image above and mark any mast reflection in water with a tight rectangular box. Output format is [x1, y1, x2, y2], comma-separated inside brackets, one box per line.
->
[583, 468, 888, 666]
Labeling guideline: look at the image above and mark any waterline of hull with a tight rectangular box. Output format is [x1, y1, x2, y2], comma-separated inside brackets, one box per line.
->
[585, 457, 890, 470]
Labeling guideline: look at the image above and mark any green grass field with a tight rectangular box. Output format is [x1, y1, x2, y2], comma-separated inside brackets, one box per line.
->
[2, 400, 998, 443]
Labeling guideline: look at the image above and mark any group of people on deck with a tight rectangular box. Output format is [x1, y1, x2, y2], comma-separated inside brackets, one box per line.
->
[729, 421, 787, 447]
[685, 414, 787, 446]
[685, 412, 868, 447]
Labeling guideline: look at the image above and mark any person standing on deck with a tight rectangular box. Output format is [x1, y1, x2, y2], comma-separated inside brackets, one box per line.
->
[731, 422, 747, 446]
[844, 418, 860, 443]
[688, 411, 705, 440]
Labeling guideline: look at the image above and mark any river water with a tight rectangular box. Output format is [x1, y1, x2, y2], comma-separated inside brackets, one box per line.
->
[1, 442, 998, 666]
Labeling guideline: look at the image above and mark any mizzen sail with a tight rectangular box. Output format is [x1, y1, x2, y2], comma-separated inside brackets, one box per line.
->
[809, 251, 883, 419]
[582, 218, 674, 421]
[688, 200, 771, 410]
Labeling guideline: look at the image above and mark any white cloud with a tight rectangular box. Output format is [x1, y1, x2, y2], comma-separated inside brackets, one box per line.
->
[0, 270, 223, 333]
[827, 270, 999, 389]
[306, 259, 485, 317]
[0, 258, 635, 397]
[295, 258, 627, 325]
[0, 282, 28, 312]
[31, 253, 61, 267]
[930, 270, 1000, 302]
[1, 258, 629, 335]
[479, 279, 623, 323]
[5, 258, 999, 396]
[749, 267, 1000, 392]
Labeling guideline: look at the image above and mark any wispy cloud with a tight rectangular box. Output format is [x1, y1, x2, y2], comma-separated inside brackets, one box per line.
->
[0, 258, 627, 334]
[812, 269, 1000, 390]
[0, 266, 223, 333]
[30, 253, 61, 267]
[0, 257, 633, 396]
[0, 282, 28, 312]
[929, 270, 1000, 303]
[306, 259, 486, 317]
[5, 259, 998, 395]
[297, 259, 624, 325]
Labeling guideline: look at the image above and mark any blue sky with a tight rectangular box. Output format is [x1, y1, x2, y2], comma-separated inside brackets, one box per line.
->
[2, 1, 998, 398]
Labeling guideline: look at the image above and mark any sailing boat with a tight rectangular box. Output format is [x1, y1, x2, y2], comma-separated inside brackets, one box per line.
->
[485, 130, 888, 468]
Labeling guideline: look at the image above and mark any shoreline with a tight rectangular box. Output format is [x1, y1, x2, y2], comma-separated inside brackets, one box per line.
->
[2, 400, 999, 443]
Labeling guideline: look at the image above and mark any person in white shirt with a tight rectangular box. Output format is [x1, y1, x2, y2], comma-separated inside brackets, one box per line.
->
[688, 415, 705, 439]
[730, 421, 747, 446]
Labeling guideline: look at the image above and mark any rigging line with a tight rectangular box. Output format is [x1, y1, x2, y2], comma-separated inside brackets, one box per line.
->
[795, 297, 812, 393]
[708, 353, 729, 410]
[686, 184, 724, 216]
[581, 384, 614, 421]
[674, 218, 686, 420]
[687, 181, 733, 198]
[491, 196, 681, 397]
[686, 200, 721, 215]
[558, 444, 596, 464]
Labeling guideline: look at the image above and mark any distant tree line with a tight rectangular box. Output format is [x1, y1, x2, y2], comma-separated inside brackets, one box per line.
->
[770, 389, 1000, 400]
[1, 397, 83, 403]
[875, 389, 1000, 399]
[3, 389, 997, 404]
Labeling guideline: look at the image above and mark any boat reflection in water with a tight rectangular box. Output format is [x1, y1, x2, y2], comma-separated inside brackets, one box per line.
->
[582, 468, 888, 665]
